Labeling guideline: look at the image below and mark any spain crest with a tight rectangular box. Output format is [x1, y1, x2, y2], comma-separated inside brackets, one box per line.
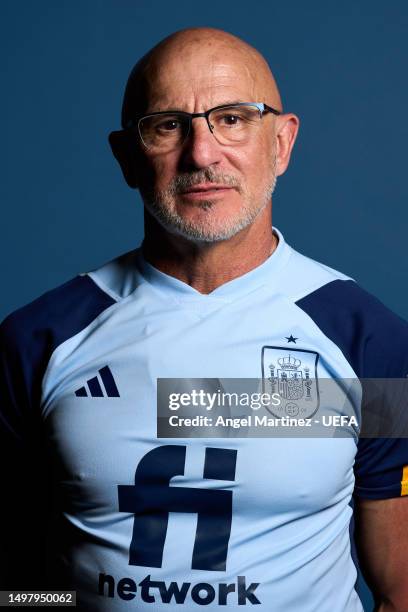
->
[261, 346, 320, 418]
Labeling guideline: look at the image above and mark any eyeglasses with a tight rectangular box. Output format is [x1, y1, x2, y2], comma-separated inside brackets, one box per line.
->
[125, 102, 281, 153]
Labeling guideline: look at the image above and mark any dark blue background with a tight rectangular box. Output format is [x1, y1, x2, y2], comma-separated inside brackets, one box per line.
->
[3, 1, 408, 608]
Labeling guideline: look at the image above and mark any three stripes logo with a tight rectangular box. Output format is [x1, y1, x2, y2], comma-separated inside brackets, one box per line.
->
[75, 365, 120, 398]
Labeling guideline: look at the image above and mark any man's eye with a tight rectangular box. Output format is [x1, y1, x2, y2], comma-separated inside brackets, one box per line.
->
[221, 114, 240, 126]
[157, 119, 181, 132]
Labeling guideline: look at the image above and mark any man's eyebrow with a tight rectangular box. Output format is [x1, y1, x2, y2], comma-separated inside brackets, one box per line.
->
[144, 100, 255, 114]
[211, 100, 251, 108]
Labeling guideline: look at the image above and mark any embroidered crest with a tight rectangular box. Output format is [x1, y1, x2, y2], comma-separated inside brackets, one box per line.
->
[261, 346, 320, 418]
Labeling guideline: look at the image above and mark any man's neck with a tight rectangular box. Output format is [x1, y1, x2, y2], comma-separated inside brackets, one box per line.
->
[142, 208, 277, 295]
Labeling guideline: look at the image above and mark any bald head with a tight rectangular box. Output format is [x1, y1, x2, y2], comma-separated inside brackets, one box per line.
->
[121, 27, 282, 128]
[110, 27, 300, 250]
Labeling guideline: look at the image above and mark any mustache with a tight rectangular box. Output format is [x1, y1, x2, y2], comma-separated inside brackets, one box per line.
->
[168, 168, 243, 194]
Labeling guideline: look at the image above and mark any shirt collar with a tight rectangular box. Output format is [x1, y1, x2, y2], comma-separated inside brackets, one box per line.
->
[135, 227, 292, 302]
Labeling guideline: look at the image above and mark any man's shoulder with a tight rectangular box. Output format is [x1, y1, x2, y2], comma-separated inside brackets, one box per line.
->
[289, 245, 406, 326]
[0, 248, 142, 352]
[285, 242, 405, 323]
[285, 245, 408, 377]
[1, 275, 115, 356]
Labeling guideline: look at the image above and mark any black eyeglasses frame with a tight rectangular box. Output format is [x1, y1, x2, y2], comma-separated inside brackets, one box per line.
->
[124, 102, 281, 149]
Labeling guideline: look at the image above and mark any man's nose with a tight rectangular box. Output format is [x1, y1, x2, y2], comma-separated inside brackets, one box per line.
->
[180, 118, 223, 169]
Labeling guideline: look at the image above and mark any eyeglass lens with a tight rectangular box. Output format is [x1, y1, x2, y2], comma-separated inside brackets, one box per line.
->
[138, 104, 263, 151]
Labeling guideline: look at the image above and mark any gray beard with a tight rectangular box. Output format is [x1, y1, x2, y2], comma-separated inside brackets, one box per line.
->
[141, 164, 277, 243]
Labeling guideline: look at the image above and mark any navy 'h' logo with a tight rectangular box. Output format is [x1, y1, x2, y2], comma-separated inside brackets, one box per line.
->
[118, 445, 237, 571]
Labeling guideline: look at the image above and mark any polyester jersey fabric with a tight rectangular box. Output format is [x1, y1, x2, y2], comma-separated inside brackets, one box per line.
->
[1, 228, 408, 611]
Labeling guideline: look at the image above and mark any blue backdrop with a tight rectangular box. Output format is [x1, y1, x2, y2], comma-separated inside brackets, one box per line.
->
[2, 1, 408, 609]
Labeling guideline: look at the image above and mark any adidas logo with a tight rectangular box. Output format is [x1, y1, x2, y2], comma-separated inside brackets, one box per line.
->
[75, 365, 120, 398]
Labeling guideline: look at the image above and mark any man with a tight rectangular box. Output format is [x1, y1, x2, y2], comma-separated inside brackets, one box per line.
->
[1, 27, 408, 611]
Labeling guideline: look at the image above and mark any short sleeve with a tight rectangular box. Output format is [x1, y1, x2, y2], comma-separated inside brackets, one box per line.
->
[296, 279, 408, 501]
[353, 437, 408, 499]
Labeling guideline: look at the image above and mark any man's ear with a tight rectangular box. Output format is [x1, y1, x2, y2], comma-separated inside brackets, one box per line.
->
[275, 114, 300, 177]
[109, 130, 140, 189]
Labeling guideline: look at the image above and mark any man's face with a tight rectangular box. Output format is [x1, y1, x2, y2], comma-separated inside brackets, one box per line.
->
[135, 45, 279, 242]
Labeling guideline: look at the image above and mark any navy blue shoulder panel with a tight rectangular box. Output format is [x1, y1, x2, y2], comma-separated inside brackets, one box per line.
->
[0, 275, 116, 439]
[296, 279, 408, 378]
[296, 279, 408, 500]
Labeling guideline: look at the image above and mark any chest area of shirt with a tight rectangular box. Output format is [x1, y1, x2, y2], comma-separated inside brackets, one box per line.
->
[41, 293, 358, 520]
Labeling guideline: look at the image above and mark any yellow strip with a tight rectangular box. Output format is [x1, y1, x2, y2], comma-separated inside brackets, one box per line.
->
[401, 465, 408, 496]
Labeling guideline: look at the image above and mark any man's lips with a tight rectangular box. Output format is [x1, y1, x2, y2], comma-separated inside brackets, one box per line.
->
[179, 184, 236, 196]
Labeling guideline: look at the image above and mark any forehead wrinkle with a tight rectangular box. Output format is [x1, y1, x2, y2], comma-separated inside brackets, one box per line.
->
[147, 57, 265, 112]
[167, 31, 281, 106]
